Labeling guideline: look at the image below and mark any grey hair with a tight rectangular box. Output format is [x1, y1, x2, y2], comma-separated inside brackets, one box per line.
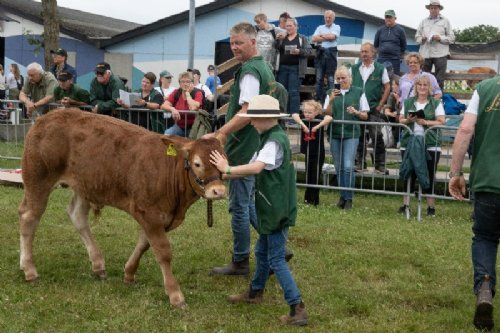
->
[27, 62, 43, 73]
[287, 17, 298, 27]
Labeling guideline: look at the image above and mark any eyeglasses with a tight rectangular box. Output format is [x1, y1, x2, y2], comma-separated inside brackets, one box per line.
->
[180, 80, 193, 84]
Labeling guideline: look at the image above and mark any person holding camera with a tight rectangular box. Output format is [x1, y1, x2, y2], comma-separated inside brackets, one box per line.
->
[398, 75, 445, 216]
[312, 10, 340, 103]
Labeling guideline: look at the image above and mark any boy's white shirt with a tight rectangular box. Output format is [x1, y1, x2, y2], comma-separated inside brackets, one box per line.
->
[250, 140, 283, 170]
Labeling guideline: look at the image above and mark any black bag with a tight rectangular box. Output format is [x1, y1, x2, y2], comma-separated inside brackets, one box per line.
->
[16, 75, 24, 91]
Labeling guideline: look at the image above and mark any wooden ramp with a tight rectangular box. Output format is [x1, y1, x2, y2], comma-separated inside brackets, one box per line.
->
[0, 169, 23, 186]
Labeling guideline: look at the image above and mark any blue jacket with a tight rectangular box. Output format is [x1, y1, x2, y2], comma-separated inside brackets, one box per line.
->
[374, 24, 407, 59]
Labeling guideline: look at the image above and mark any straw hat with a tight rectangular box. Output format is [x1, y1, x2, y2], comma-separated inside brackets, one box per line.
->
[239, 95, 288, 118]
[425, 0, 444, 10]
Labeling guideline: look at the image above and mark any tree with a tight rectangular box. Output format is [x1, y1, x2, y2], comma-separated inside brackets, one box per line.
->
[454, 25, 500, 43]
[41, 0, 60, 70]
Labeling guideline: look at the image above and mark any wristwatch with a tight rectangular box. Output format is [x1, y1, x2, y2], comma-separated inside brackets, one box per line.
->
[448, 171, 463, 178]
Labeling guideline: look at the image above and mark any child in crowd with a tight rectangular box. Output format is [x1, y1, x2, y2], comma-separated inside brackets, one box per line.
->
[292, 100, 332, 205]
[210, 95, 307, 326]
[383, 75, 401, 147]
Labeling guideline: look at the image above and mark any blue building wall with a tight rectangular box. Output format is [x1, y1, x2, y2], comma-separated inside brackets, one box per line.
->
[5, 35, 104, 90]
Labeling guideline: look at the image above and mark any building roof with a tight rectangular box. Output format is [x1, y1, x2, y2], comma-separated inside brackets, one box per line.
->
[0, 0, 141, 42]
[101, 0, 417, 48]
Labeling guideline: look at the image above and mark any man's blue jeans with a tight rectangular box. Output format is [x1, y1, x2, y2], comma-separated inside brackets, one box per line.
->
[330, 138, 359, 200]
[277, 64, 300, 115]
[471, 192, 500, 294]
[229, 176, 257, 262]
[165, 124, 187, 137]
[251, 227, 302, 306]
[377, 57, 401, 75]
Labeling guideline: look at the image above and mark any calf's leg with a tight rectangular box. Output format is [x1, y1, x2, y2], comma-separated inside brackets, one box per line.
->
[67, 194, 106, 279]
[124, 229, 150, 283]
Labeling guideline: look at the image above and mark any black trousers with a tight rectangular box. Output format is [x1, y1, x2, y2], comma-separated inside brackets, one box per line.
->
[304, 151, 325, 205]
[356, 112, 386, 168]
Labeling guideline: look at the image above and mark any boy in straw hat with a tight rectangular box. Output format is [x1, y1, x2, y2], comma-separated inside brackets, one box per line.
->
[210, 94, 307, 326]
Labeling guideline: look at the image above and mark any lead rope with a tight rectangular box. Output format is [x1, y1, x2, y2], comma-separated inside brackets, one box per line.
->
[207, 200, 213, 227]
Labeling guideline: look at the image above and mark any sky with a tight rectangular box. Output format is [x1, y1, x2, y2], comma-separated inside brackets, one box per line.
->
[50, 0, 499, 30]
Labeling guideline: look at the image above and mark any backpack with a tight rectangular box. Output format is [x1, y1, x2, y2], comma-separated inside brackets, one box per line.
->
[16, 75, 24, 91]
[442, 93, 466, 115]
[267, 81, 288, 114]
[172, 87, 211, 112]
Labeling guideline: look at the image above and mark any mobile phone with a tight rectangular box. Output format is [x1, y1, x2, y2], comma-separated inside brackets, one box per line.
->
[334, 83, 341, 90]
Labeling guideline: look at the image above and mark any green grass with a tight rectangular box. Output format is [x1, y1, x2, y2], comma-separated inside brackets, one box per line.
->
[0, 186, 481, 332]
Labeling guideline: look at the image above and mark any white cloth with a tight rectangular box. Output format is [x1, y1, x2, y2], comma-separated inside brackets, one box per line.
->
[358, 63, 390, 84]
[401, 100, 445, 151]
[465, 90, 479, 115]
[415, 15, 455, 58]
[195, 83, 213, 99]
[238, 74, 260, 105]
[250, 140, 283, 171]
[0, 74, 5, 90]
[323, 90, 370, 112]
[6, 73, 18, 89]
[155, 86, 175, 99]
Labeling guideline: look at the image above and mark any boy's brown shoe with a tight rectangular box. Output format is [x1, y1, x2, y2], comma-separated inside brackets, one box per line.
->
[279, 302, 308, 326]
[228, 288, 263, 304]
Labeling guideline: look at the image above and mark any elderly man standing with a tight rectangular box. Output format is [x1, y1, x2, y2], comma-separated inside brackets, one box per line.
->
[415, 0, 454, 90]
[351, 42, 390, 173]
[449, 76, 500, 331]
[50, 48, 77, 83]
[19, 62, 58, 117]
[312, 10, 340, 103]
[374, 9, 407, 75]
[89, 62, 125, 115]
[204, 22, 275, 276]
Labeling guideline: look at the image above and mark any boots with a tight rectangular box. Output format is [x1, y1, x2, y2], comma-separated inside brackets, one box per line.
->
[474, 275, 494, 331]
[210, 257, 249, 276]
[279, 302, 308, 326]
[228, 287, 264, 304]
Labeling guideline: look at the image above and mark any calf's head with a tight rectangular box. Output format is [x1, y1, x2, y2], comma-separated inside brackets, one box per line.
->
[162, 137, 226, 200]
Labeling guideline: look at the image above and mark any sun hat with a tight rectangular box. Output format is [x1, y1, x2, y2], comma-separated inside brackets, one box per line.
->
[425, 0, 444, 10]
[239, 95, 288, 118]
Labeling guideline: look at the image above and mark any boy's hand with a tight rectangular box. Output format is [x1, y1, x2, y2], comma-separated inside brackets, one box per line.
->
[210, 150, 229, 173]
[311, 125, 320, 133]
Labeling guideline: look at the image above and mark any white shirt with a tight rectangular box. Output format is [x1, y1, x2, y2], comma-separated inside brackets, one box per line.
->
[465, 90, 480, 115]
[323, 90, 370, 112]
[0, 74, 5, 90]
[195, 83, 213, 99]
[358, 62, 390, 84]
[250, 140, 283, 171]
[401, 100, 445, 151]
[6, 73, 18, 89]
[155, 86, 175, 99]
[238, 74, 260, 105]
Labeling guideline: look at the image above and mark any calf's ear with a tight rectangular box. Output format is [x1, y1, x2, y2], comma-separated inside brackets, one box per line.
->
[160, 137, 193, 159]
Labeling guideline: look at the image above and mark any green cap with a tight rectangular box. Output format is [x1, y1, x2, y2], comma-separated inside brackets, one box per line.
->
[384, 9, 396, 17]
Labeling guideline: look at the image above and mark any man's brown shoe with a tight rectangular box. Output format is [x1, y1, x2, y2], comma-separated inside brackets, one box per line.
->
[279, 302, 308, 326]
[474, 275, 494, 331]
[210, 258, 249, 276]
[228, 288, 263, 304]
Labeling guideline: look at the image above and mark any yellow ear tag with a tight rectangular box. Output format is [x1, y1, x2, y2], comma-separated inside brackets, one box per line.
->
[166, 144, 177, 157]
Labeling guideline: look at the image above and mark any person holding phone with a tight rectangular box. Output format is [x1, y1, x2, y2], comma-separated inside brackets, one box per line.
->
[398, 75, 445, 216]
[323, 66, 370, 210]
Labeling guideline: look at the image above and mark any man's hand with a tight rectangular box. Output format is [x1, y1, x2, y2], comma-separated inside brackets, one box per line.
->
[449, 175, 466, 200]
[61, 97, 71, 107]
[432, 35, 441, 42]
[375, 105, 383, 113]
[25, 101, 36, 116]
[421, 36, 428, 43]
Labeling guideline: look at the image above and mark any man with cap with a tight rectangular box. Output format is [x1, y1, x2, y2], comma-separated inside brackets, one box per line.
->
[210, 95, 307, 326]
[53, 71, 90, 108]
[205, 65, 221, 95]
[89, 62, 125, 115]
[374, 10, 407, 75]
[155, 70, 176, 100]
[50, 48, 77, 83]
[416, 0, 455, 90]
[19, 62, 58, 117]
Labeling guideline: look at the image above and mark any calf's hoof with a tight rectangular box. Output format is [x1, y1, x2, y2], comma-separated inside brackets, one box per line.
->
[93, 270, 107, 280]
[25, 273, 39, 283]
[169, 292, 187, 309]
[123, 275, 136, 285]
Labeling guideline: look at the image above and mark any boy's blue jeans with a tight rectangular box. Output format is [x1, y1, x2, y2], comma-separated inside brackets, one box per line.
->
[251, 227, 302, 306]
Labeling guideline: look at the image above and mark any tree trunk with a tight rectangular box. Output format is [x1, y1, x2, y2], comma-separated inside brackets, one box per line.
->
[41, 0, 60, 70]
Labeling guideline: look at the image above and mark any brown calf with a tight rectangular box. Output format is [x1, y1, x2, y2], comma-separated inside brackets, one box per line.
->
[18, 109, 226, 308]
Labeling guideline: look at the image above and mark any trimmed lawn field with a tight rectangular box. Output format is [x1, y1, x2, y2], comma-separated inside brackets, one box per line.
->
[0, 186, 481, 332]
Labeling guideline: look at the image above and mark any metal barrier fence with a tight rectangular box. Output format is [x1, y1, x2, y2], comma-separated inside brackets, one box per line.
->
[1, 100, 471, 221]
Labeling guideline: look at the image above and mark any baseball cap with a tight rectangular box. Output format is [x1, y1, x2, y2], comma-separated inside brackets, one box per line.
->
[57, 71, 73, 81]
[50, 48, 68, 57]
[159, 70, 172, 78]
[95, 62, 110, 75]
[384, 9, 396, 17]
[207, 64, 216, 71]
